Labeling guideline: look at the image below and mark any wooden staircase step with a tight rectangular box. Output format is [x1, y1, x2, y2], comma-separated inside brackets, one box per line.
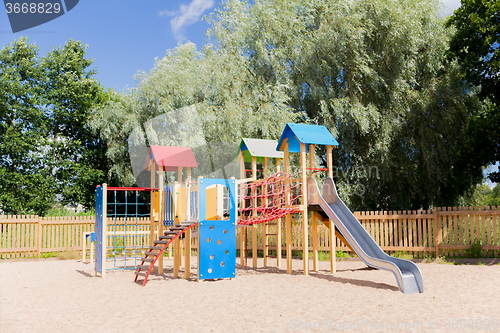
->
[134, 271, 147, 277]
[159, 236, 174, 240]
[169, 227, 185, 231]
[149, 246, 163, 250]
[137, 265, 151, 270]
[155, 240, 168, 245]
[175, 223, 193, 227]
[141, 257, 154, 263]
[145, 251, 158, 257]
[164, 231, 179, 235]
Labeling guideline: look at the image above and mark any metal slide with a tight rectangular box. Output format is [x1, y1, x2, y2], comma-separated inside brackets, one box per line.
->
[307, 177, 424, 294]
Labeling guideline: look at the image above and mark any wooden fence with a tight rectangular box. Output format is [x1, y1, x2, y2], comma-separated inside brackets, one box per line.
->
[233, 206, 500, 259]
[0, 215, 152, 259]
[2, 206, 499, 259]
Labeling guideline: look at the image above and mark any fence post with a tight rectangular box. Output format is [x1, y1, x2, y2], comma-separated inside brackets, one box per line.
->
[433, 208, 441, 258]
[36, 216, 41, 258]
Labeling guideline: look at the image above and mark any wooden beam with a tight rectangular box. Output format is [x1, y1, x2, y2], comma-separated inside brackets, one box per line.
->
[173, 236, 180, 278]
[309, 144, 316, 175]
[312, 211, 318, 272]
[275, 158, 282, 268]
[177, 167, 183, 183]
[252, 156, 257, 268]
[158, 170, 164, 274]
[184, 227, 191, 279]
[239, 152, 246, 267]
[284, 142, 292, 274]
[102, 183, 107, 278]
[263, 183, 268, 267]
[263, 157, 268, 178]
[329, 218, 336, 273]
[150, 168, 156, 247]
[326, 145, 333, 179]
[300, 142, 308, 275]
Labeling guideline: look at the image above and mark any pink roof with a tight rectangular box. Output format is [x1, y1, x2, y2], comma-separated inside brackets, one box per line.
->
[145, 145, 198, 171]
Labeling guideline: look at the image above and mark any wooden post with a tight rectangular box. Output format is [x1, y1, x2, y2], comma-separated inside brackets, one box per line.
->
[312, 211, 318, 272]
[173, 236, 180, 278]
[434, 208, 441, 258]
[326, 145, 333, 179]
[101, 183, 107, 278]
[284, 142, 292, 274]
[275, 157, 282, 268]
[197, 177, 201, 283]
[184, 227, 191, 279]
[301, 143, 309, 275]
[329, 217, 336, 273]
[309, 144, 316, 175]
[239, 152, 246, 266]
[252, 156, 258, 268]
[310, 145, 318, 272]
[263, 157, 268, 266]
[150, 167, 156, 247]
[37, 216, 41, 259]
[158, 169, 164, 274]
[177, 166, 184, 184]
[326, 144, 336, 272]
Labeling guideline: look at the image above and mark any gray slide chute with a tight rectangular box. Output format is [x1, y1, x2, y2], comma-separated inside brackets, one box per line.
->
[307, 177, 424, 294]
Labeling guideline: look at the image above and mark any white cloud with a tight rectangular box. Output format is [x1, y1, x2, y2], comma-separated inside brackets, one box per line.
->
[160, 0, 215, 41]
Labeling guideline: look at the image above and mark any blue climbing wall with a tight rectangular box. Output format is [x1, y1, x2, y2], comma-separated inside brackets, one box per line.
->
[198, 179, 236, 280]
[94, 186, 104, 275]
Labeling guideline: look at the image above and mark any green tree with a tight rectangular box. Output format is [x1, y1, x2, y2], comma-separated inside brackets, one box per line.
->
[93, 0, 482, 210]
[0, 38, 109, 215]
[40, 39, 110, 209]
[91, 42, 295, 186]
[486, 184, 500, 206]
[206, 0, 481, 210]
[446, 0, 500, 182]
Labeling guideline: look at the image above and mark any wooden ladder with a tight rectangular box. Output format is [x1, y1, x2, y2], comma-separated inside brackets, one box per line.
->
[134, 221, 197, 286]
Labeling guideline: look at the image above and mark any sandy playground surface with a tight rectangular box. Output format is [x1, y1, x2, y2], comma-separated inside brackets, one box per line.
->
[1, 257, 500, 333]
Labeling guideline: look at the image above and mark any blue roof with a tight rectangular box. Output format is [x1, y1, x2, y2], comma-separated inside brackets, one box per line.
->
[276, 123, 339, 153]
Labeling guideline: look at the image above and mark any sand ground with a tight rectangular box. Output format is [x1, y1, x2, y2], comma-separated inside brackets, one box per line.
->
[1, 257, 499, 333]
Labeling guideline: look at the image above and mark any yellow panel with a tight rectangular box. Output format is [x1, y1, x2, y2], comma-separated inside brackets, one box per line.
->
[177, 187, 186, 222]
[153, 191, 160, 221]
[206, 187, 218, 220]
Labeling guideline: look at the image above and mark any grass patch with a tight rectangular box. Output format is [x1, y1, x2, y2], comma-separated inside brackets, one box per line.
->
[437, 256, 448, 264]
[393, 251, 413, 260]
[464, 240, 483, 258]
[40, 250, 80, 260]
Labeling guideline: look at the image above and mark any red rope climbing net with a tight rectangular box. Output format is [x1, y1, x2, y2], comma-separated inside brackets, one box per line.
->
[237, 171, 302, 225]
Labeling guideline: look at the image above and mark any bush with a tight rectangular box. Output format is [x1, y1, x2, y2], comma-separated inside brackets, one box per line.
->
[465, 240, 483, 258]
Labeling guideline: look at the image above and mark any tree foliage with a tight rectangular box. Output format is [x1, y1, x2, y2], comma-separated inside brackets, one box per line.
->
[204, 0, 481, 209]
[92, 0, 483, 210]
[0, 38, 109, 215]
[91, 42, 296, 186]
[447, 0, 500, 183]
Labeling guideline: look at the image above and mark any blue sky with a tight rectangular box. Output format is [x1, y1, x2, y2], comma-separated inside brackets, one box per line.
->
[1, 0, 463, 91]
[1, 0, 216, 90]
